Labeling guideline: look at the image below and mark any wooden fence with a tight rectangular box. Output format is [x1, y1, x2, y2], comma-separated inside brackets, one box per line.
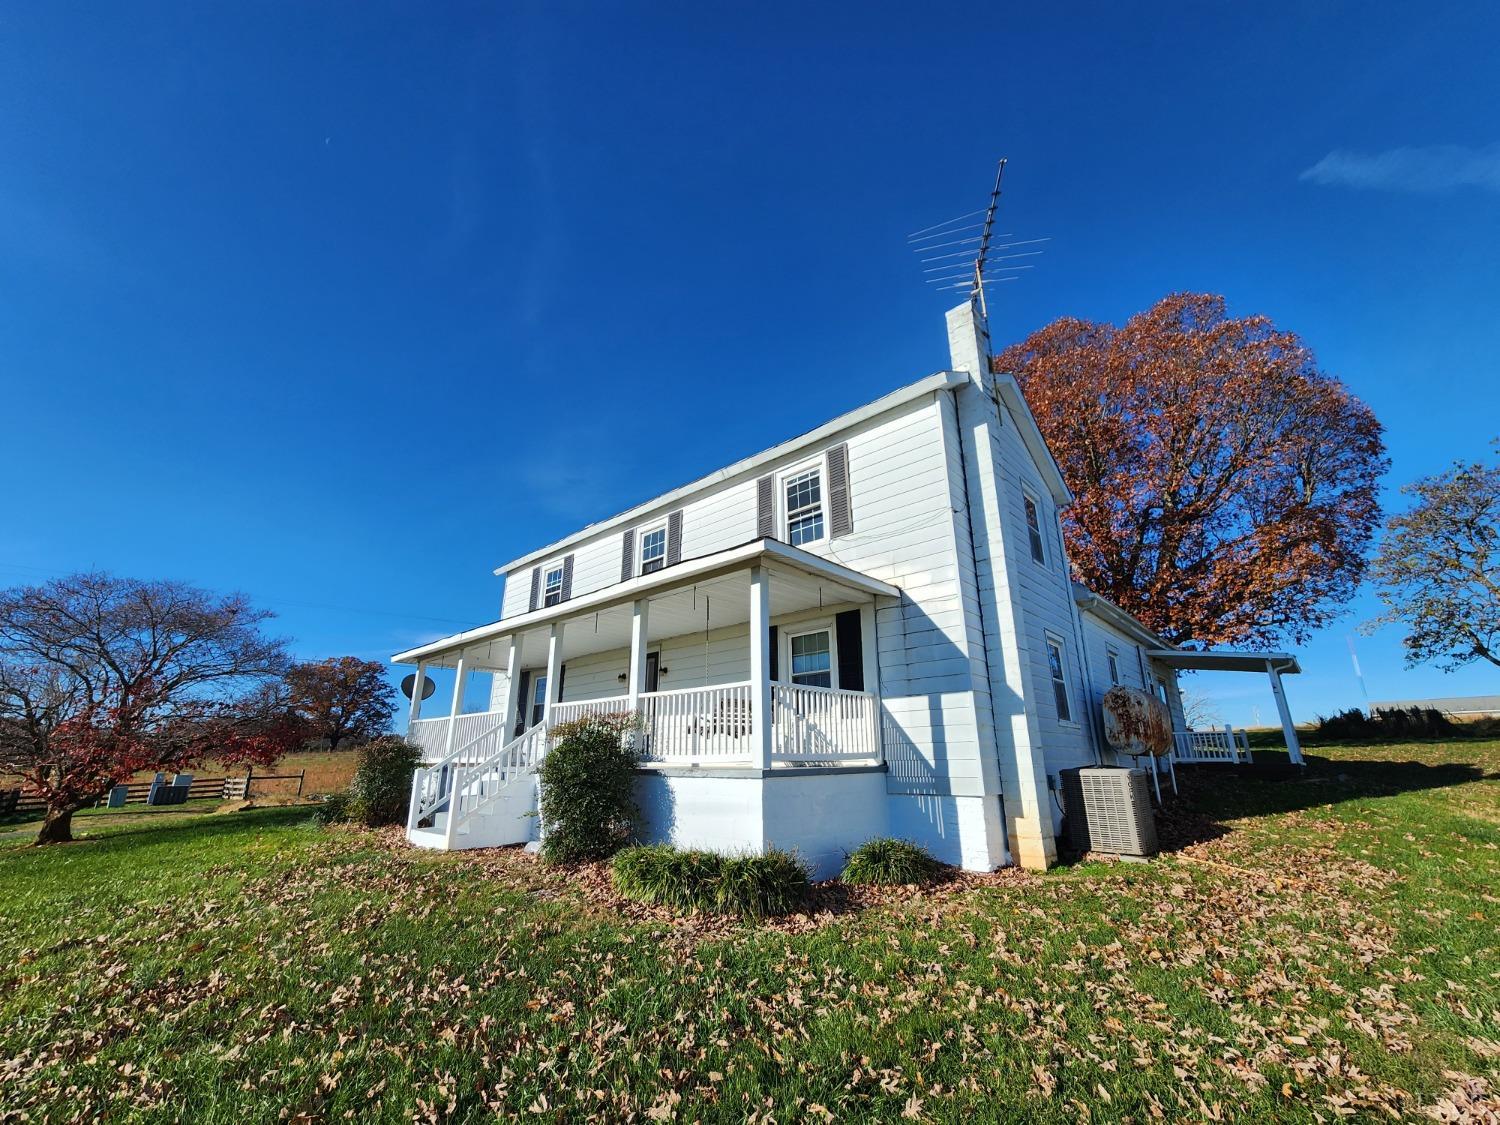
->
[1, 769, 307, 820]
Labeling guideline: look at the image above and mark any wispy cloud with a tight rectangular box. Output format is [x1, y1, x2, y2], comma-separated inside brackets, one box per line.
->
[1300, 143, 1500, 194]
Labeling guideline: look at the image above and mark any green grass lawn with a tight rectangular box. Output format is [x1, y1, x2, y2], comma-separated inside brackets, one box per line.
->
[2, 741, 1497, 1122]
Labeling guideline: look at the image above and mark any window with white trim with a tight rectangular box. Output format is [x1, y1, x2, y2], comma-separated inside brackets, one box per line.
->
[788, 628, 833, 688]
[639, 524, 667, 575]
[1023, 493, 1047, 565]
[782, 464, 825, 547]
[542, 565, 564, 607]
[1106, 649, 1121, 685]
[1045, 636, 1073, 723]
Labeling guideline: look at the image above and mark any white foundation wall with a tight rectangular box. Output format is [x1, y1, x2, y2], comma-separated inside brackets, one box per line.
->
[633, 768, 889, 880]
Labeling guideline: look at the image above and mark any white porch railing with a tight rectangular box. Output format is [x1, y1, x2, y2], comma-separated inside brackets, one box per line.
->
[639, 681, 754, 764]
[408, 716, 451, 759]
[1172, 726, 1252, 765]
[772, 683, 881, 764]
[551, 694, 632, 726]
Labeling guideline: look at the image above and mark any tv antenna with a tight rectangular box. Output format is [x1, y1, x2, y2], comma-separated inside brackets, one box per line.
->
[907, 157, 1048, 319]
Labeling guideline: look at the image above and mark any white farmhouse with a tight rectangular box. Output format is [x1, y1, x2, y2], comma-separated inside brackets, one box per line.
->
[394, 300, 1305, 875]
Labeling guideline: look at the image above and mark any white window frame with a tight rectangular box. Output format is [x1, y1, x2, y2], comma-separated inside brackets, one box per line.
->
[1044, 633, 1075, 725]
[781, 621, 838, 690]
[638, 521, 668, 576]
[778, 457, 827, 548]
[542, 563, 565, 607]
[1106, 648, 1121, 686]
[1023, 491, 1047, 566]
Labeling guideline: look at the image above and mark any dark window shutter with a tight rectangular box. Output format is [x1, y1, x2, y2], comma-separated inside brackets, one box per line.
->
[768, 625, 779, 681]
[666, 510, 683, 565]
[560, 554, 574, 601]
[620, 530, 635, 583]
[756, 474, 775, 539]
[514, 670, 531, 735]
[557, 662, 566, 702]
[827, 442, 852, 538]
[527, 567, 541, 613]
[835, 609, 863, 691]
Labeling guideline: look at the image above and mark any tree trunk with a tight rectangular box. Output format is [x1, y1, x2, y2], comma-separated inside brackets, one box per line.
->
[36, 806, 75, 845]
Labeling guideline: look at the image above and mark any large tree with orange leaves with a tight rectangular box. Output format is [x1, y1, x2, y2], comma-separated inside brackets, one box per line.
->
[994, 293, 1387, 648]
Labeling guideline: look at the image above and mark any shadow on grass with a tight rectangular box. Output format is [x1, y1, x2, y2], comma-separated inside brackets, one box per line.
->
[1155, 751, 1498, 852]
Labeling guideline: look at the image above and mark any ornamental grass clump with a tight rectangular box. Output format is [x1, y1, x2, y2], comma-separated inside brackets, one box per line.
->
[841, 837, 942, 886]
[611, 845, 810, 918]
[537, 714, 640, 864]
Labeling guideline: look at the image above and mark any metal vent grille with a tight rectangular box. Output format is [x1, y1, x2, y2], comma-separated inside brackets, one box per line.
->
[1059, 767, 1157, 857]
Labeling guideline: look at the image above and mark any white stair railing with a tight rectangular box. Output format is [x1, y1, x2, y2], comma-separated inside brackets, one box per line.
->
[443, 722, 549, 843]
[408, 712, 522, 828]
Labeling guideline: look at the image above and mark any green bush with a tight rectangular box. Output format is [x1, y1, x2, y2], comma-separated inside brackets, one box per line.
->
[347, 736, 423, 827]
[611, 845, 810, 918]
[311, 790, 352, 825]
[1316, 706, 1459, 742]
[841, 837, 942, 886]
[537, 714, 641, 863]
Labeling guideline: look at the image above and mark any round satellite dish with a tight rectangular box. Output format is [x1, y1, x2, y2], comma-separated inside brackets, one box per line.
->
[401, 673, 437, 701]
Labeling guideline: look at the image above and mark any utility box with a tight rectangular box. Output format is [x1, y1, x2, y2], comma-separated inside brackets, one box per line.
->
[1060, 767, 1158, 858]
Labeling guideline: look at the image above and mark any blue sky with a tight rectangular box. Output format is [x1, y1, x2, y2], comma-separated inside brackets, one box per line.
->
[2, 2, 1497, 726]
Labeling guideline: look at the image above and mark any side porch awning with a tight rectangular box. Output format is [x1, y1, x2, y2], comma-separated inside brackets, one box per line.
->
[1146, 647, 1305, 765]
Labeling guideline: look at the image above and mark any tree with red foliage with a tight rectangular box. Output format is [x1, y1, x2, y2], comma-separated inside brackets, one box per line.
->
[994, 293, 1387, 647]
[0, 574, 295, 844]
[283, 656, 396, 751]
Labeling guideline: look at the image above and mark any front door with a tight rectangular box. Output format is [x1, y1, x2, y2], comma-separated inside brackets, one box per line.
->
[645, 652, 660, 694]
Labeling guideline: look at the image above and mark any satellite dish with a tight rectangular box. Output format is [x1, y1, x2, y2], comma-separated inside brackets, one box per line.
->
[400, 673, 437, 702]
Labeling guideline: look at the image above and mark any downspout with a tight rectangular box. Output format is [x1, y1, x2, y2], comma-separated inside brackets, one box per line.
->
[947, 386, 1013, 865]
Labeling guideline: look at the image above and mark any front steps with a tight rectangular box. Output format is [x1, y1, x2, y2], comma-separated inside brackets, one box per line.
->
[406, 785, 537, 851]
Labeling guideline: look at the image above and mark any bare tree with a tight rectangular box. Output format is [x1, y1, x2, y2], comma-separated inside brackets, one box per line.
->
[0, 573, 293, 843]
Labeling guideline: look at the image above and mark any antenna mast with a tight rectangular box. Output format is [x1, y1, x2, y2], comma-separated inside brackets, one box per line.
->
[972, 158, 1007, 320]
[907, 158, 1045, 313]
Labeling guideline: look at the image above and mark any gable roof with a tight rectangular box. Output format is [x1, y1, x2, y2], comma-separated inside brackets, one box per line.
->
[496, 369, 967, 576]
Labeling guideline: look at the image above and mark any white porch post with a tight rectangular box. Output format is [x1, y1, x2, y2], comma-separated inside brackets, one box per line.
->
[860, 601, 881, 762]
[500, 636, 525, 736]
[407, 660, 428, 731]
[628, 599, 650, 715]
[442, 650, 469, 758]
[543, 623, 564, 726]
[1267, 660, 1305, 767]
[749, 565, 773, 770]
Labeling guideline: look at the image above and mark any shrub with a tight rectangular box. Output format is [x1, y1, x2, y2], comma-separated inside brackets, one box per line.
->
[311, 790, 351, 825]
[346, 736, 423, 827]
[537, 714, 641, 864]
[1316, 705, 1459, 742]
[841, 837, 942, 886]
[611, 845, 810, 918]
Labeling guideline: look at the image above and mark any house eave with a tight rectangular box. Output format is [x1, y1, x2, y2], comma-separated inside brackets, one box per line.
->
[493, 369, 968, 576]
[1072, 582, 1170, 650]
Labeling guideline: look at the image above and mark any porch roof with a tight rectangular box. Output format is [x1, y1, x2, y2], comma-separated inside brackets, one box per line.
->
[1146, 649, 1302, 675]
[392, 537, 899, 668]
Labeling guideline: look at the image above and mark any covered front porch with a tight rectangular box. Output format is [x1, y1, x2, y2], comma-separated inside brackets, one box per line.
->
[393, 539, 897, 777]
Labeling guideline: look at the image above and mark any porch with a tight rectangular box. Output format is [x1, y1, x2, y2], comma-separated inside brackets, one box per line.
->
[1150, 648, 1305, 767]
[391, 539, 898, 856]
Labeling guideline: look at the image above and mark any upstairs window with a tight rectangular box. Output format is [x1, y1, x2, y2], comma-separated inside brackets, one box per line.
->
[543, 566, 564, 607]
[1023, 494, 1047, 565]
[1106, 649, 1121, 685]
[789, 629, 833, 688]
[639, 525, 667, 575]
[784, 467, 824, 546]
[1046, 637, 1073, 723]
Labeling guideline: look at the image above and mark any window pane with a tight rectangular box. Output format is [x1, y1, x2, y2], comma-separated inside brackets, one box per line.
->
[1047, 642, 1071, 721]
[785, 470, 821, 513]
[788, 511, 824, 546]
[1053, 679, 1072, 722]
[642, 529, 665, 558]
[1047, 643, 1064, 681]
[790, 631, 832, 686]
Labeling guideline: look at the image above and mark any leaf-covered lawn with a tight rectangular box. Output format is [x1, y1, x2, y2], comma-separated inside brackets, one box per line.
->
[2, 740, 1497, 1123]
